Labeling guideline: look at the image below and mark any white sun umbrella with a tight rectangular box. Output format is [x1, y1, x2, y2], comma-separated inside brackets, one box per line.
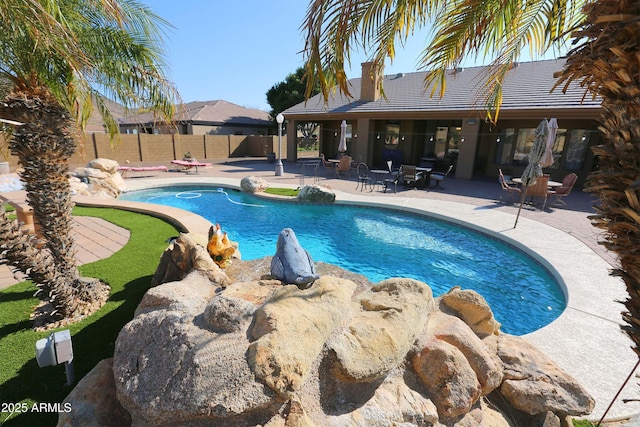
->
[540, 118, 558, 168]
[338, 120, 347, 153]
[514, 119, 549, 228]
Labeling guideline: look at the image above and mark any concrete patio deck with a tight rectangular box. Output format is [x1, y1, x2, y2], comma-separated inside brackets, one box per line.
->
[1, 157, 638, 424]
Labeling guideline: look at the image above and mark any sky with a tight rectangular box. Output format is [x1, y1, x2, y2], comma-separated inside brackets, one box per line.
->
[145, 1, 564, 113]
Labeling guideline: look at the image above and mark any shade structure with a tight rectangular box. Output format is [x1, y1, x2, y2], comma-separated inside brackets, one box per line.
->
[514, 119, 550, 228]
[338, 120, 347, 153]
[540, 118, 558, 168]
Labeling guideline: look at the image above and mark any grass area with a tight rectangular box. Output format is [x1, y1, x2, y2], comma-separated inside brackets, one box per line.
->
[3, 203, 16, 221]
[0, 206, 179, 426]
[264, 187, 300, 197]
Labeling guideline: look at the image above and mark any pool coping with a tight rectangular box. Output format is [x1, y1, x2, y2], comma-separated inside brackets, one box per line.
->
[76, 176, 638, 421]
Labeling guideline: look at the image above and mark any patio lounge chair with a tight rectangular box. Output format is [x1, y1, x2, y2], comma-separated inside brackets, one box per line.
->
[430, 164, 454, 189]
[171, 159, 212, 174]
[117, 165, 168, 178]
[548, 173, 578, 207]
[499, 168, 521, 203]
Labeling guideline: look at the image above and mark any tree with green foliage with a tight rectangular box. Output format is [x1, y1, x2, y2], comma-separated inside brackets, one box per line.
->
[302, 0, 640, 360]
[267, 66, 320, 139]
[0, 0, 178, 326]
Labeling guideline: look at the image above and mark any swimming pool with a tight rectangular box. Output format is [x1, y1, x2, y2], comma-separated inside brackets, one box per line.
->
[121, 185, 566, 335]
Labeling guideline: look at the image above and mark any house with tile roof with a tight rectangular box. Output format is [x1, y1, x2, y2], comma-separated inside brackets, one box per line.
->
[119, 100, 273, 136]
[282, 59, 602, 184]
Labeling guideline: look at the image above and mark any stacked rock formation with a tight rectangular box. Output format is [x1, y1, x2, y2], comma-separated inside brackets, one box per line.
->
[70, 158, 127, 198]
[59, 233, 594, 427]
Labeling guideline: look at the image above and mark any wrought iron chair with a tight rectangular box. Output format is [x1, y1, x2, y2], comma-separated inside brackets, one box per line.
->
[356, 163, 372, 191]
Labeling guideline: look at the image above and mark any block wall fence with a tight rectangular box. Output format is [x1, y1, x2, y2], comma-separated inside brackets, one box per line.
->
[1, 133, 287, 170]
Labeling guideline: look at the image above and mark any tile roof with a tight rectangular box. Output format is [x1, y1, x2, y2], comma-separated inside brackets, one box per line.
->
[283, 59, 601, 118]
[119, 100, 271, 126]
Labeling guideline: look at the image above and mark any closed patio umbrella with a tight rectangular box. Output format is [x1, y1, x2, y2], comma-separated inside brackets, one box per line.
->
[514, 119, 549, 228]
[338, 120, 347, 153]
[540, 118, 558, 168]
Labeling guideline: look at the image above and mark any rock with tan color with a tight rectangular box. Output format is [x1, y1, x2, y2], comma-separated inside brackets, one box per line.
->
[329, 278, 433, 382]
[412, 337, 481, 419]
[57, 358, 130, 427]
[492, 334, 595, 416]
[427, 311, 504, 395]
[88, 158, 119, 174]
[439, 286, 501, 337]
[113, 271, 280, 426]
[248, 276, 357, 397]
[151, 233, 230, 287]
[70, 158, 128, 197]
[241, 175, 269, 193]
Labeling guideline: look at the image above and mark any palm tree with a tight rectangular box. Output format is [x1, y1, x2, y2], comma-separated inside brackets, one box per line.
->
[0, 0, 177, 325]
[301, 0, 640, 356]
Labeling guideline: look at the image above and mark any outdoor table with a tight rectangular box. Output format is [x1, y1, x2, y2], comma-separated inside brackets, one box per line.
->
[370, 169, 389, 191]
[297, 159, 320, 186]
[512, 177, 562, 188]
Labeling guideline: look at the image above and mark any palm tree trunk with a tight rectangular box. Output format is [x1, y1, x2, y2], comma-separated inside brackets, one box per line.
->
[557, 0, 640, 355]
[1, 86, 109, 323]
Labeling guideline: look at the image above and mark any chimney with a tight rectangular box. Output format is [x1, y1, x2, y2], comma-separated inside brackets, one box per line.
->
[360, 62, 381, 102]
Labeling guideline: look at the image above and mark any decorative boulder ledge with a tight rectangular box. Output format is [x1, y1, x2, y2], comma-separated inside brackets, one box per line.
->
[70, 158, 127, 198]
[59, 233, 594, 427]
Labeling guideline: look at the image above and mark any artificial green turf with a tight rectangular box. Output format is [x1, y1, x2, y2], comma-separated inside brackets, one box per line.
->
[264, 187, 300, 197]
[0, 206, 179, 426]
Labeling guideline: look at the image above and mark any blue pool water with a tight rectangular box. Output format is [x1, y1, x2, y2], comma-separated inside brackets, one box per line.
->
[121, 186, 566, 335]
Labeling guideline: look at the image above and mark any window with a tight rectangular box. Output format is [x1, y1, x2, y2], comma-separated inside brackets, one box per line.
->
[564, 130, 590, 170]
[494, 129, 515, 165]
[512, 128, 536, 166]
[385, 123, 399, 146]
[434, 126, 448, 157]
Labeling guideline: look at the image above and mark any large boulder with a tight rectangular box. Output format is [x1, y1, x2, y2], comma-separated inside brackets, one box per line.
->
[297, 184, 335, 203]
[70, 158, 127, 198]
[57, 359, 130, 427]
[329, 278, 433, 382]
[492, 334, 595, 417]
[88, 158, 119, 174]
[241, 176, 269, 193]
[248, 276, 357, 398]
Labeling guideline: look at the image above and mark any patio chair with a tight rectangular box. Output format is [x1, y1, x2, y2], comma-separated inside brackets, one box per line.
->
[387, 160, 400, 178]
[383, 165, 403, 193]
[430, 164, 454, 189]
[320, 153, 335, 174]
[499, 168, 521, 203]
[524, 174, 551, 209]
[356, 163, 372, 191]
[335, 155, 352, 178]
[548, 173, 578, 207]
[400, 164, 420, 189]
